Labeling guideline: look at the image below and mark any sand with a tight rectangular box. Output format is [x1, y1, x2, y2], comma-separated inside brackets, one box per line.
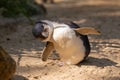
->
[0, 0, 120, 80]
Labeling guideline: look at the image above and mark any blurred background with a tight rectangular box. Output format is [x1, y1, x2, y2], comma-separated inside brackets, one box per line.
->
[0, 0, 120, 80]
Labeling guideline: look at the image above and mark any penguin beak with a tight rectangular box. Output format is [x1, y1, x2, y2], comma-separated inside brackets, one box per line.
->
[41, 25, 49, 38]
[74, 27, 101, 35]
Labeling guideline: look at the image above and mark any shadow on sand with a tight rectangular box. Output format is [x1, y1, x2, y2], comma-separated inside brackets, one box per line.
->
[11, 75, 28, 80]
[106, 76, 120, 80]
[77, 57, 117, 67]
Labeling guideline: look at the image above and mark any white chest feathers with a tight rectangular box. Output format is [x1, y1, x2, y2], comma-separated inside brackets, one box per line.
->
[52, 24, 85, 64]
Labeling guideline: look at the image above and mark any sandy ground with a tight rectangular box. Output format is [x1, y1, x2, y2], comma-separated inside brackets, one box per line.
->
[0, 0, 120, 80]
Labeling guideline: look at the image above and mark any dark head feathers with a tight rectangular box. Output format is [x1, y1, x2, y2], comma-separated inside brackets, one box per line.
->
[32, 22, 47, 40]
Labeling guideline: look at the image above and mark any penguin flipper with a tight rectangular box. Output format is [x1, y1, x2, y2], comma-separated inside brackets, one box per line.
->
[42, 42, 54, 61]
[74, 27, 101, 35]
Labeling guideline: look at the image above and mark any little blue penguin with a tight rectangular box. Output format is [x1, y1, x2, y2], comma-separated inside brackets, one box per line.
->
[32, 20, 100, 65]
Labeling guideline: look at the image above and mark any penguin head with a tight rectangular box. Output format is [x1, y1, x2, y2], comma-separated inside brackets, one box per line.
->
[32, 20, 54, 42]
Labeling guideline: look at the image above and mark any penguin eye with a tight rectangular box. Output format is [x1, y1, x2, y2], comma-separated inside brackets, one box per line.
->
[41, 25, 44, 28]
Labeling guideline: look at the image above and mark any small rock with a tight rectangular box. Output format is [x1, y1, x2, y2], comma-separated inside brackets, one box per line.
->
[6, 38, 10, 41]
[44, 64, 48, 67]
[44, 73, 48, 75]
[33, 76, 39, 79]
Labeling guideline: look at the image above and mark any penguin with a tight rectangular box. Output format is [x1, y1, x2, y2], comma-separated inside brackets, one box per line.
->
[32, 20, 100, 65]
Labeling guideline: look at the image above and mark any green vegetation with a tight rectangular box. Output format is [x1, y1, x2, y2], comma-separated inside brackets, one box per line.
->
[0, 0, 47, 24]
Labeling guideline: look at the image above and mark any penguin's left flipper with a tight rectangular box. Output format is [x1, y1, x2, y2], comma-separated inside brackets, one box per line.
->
[74, 27, 101, 35]
[42, 42, 54, 61]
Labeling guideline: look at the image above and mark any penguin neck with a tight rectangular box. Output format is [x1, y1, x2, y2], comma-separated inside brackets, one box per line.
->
[48, 22, 69, 43]
[42, 25, 54, 42]
[43, 21, 68, 42]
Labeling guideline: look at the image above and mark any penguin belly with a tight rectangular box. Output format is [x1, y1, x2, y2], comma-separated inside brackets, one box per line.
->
[53, 26, 86, 64]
